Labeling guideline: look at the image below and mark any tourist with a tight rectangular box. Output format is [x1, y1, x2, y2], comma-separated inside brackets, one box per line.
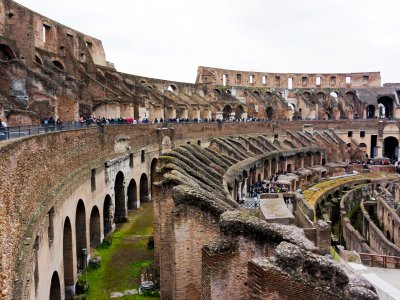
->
[0, 118, 7, 129]
[56, 118, 62, 130]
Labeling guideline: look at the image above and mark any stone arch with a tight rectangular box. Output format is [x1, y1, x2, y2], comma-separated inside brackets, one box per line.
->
[235, 105, 244, 119]
[114, 171, 126, 222]
[140, 173, 149, 202]
[271, 157, 277, 174]
[314, 151, 321, 166]
[317, 92, 325, 101]
[265, 91, 273, 98]
[378, 96, 394, 118]
[52, 60, 65, 70]
[0, 44, 16, 60]
[303, 91, 312, 99]
[33, 237, 39, 297]
[167, 84, 177, 92]
[103, 195, 112, 235]
[63, 217, 74, 299]
[295, 153, 302, 170]
[35, 54, 43, 65]
[278, 156, 285, 172]
[383, 136, 398, 160]
[264, 159, 270, 178]
[266, 106, 274, 120]
[127, 179, 137, 210]
[223, 105, 232, 120]
[214, 88, 222, 95]
[75, 200, 87, 270]
[367, 105, 375, 119]
[151, 158, 158, 197]
[89, 206, 101, 248]
[253, 90, 261, 96]
[49, 271, 61, 300]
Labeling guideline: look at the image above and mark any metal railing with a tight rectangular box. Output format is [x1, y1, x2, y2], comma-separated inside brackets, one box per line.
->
[0, 122, 92, 141]
[359, 253, 400, 269]
[0, 117, 395, 142]
[0, 119, 275, 141]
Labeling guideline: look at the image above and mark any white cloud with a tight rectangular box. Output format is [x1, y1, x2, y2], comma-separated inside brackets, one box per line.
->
[15, 0, 400, 84]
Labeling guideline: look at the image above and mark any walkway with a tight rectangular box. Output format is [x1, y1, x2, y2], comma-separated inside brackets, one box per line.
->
[349, 262, 400, 300]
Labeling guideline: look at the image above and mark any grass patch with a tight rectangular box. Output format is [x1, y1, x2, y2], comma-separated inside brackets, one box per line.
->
[78, 202, 159, 300]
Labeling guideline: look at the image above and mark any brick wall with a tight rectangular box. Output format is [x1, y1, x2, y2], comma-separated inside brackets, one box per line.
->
[247, 259, 339, 300]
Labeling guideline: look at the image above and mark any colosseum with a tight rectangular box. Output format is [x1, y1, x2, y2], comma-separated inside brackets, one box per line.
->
[1, 1, 400, 300]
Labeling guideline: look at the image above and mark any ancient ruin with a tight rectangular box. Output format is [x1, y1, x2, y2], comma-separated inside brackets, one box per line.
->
[1, 1, 400, 299]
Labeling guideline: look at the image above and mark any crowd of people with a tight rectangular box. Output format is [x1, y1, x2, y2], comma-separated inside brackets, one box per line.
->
[247, 171, 292, 198]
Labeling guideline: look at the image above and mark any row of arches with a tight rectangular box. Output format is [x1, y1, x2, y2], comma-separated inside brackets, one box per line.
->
[46, 158, 158, 299]
[232, 152, 321, 202]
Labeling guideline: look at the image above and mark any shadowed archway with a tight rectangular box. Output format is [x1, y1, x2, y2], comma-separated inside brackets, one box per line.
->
[75, 200, 87, 270]
[49, 271, 61, 300]
[89, 206, 101, 248]
[114, 171, 127, 222]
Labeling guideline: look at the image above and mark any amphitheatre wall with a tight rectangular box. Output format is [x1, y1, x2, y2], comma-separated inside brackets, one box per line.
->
[0, 120, 383, 299]
[0, 121, 331, 299]
[196, 66, 382, 89]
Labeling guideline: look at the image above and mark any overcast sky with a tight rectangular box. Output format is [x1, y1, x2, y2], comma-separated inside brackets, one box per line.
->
[15, 0, 400, 84]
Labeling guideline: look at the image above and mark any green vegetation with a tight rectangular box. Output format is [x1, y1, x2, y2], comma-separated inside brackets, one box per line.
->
[77, 202, 159, 300]
[329, 246, 340, 262]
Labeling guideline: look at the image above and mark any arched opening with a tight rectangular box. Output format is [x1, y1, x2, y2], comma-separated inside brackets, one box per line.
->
[214, 88, 222, 95]
[378, 97, 394, 119]
[0, 44, 16, 60]
[89, 206, 101, 248]
[35, 55, 42, 65]
[271, 158, 277, 174]
[151, 158, 158, 197]
[75, 200, 87, 270]
[63, 218, 74, 299]
[34, 237, 39, 296]
[254, 90, 260, 96]
[303, 91, 311, 99]
[235, 105, 244, 119]
[49, 271, 61, 300]
[387, 230, 391, 241]
[140, 173, 149, 202]
[265, 91, 272, 98]
[264, 159, 270, 178]
[295, 153, 302, 170]
[127, 179, 137, 210]
[317, 92, 325, 101]
[114, 171, 126, 223]
[367, 105, 375, 119]
[167, 84, 177, 92]
[223, 105, 232, 121]
[278, 156, 285, 172]
[330, 91, 339, 101]
[266, 107, 273, 120]
[52, 60, 64, 70]
[383, 136, 399, 160]
[103, 195, 112, 235]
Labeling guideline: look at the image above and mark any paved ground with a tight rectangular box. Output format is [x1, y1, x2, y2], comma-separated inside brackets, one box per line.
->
[240, 196, 293, 213]
[349, 262, 400, 299]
